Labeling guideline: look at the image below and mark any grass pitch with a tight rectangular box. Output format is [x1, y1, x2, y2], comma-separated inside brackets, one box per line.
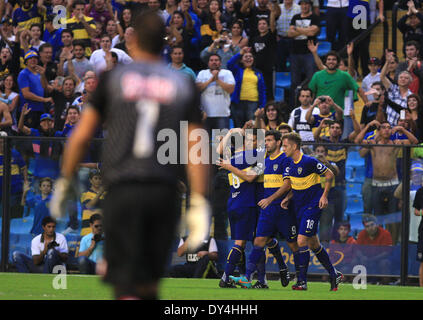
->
[0, 273, 422, 300]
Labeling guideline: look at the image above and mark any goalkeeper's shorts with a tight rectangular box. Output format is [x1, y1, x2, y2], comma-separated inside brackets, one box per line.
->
[102, 181, 181, 288]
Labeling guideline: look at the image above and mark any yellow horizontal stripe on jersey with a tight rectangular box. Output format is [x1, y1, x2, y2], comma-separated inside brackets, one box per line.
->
[228, 166, 252, 187]
[264, 174, 284, 189]
[327, 149, 347, 162]
[0, 164, 21, 176]
[17, 17, 42, 30]
[290, 172, 321, 190]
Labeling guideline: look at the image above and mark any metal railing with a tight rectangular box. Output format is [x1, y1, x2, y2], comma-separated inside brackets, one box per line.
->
[0, 136, 421, 285]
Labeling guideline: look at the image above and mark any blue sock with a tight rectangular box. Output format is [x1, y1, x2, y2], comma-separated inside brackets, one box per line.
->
[297, 246, 310, 283]
[313, 245, 336, 277]
[256, 250, 267, 284]
[237, 249, 246, 275]
[267, 238, 288, 271]
[246, 246, 265, 282]
[222, 245, 243, 282]
[293, 250, 300, 280]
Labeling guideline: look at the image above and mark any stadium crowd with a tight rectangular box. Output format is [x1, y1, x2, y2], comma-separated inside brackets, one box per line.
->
[0, 0, 421, 285]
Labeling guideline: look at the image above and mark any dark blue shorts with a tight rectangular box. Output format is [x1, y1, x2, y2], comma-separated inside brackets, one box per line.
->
[295, 201, 322, 237]
[256, 203, 297, 242]
[228, 207, 257, 241]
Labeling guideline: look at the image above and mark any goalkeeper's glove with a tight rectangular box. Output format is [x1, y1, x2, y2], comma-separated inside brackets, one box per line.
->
[50, 177, 74, 219]
[185, 192, 211, 251]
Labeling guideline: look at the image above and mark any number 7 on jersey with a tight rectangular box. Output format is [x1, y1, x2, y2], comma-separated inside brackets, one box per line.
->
[133, 100, 160, 158]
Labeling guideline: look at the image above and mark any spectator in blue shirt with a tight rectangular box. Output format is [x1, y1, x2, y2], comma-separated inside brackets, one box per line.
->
[17, 51, 54, 129]
[77, 213, 104, 274]
[21, 177, 53, 236]
[18, 106, 62, 183]
[42, 14, 64, 61]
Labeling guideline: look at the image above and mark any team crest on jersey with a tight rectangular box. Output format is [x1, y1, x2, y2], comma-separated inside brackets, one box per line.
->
[298, 167, 303, 175]
[273, 164, 278, 171]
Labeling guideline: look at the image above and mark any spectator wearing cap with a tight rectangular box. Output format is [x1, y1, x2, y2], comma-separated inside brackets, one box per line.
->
[18, 108, 63, 196]
[200, 28, 240, 69]
[0, 17, 16, 45]
[43, 14, 64, 61]
[362, 57, 381, 102]
[17, 50, 54, 129]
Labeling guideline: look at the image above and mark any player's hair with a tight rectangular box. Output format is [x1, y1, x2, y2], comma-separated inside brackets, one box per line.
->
[89, 213, 102, 224]
[42, 216, 56, 227]
[132, 10, 166, 55]
[282, 132, 302, 150]
[265, 129, 282, 142]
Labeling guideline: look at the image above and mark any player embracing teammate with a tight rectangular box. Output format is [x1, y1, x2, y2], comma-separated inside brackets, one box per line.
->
[227, 130, 343, 291]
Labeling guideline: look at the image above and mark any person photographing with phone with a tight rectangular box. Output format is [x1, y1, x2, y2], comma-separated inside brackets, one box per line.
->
[305, 95, 343, 140]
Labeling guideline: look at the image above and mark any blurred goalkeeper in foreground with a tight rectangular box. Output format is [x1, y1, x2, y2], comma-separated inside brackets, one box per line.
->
[50, 10, 210, 300]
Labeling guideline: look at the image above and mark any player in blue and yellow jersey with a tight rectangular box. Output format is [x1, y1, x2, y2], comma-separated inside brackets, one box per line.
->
[216, 128, 266, 288]
[281, 132, 343, 291]
[230, 130, 300, 289]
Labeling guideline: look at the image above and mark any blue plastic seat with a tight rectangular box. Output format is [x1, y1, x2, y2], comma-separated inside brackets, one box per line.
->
[346, 150, 365, 167]
[275, 72, 291, 90]
[275, 86, 285, 102]
[318, 26, 326, 41]
[317, 41, 331, 56]
[10, 217, 34, 234]
[345, 196, 363, 215]
[346, 182, 362, 197]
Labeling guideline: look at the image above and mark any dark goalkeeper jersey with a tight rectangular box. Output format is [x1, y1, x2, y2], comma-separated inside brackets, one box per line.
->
[88, 61, 202, 188]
